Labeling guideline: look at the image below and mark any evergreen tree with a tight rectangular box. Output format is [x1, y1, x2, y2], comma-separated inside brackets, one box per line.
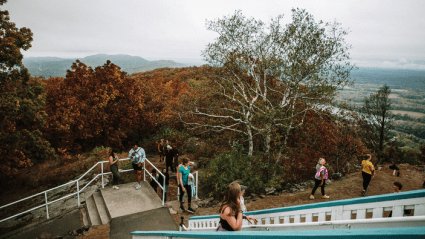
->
[359, 85, 394, 164]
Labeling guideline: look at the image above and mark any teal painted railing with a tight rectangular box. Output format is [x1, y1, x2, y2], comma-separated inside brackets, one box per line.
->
[191, 189, 425, 221]
[187, 189, 425, 230]
[131, 227, 425, 239]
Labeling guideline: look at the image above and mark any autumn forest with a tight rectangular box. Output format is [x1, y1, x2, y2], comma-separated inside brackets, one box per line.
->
[1, 3, 424, 199]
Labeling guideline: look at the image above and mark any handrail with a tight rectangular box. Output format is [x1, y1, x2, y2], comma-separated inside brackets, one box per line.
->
[189, 189, 425, 221]
[0, 156, 181, 223]
[142, 158, 166, 206]
[182, 216, 425, 231]
[187, 189, 425, 232]
[131, 227, 425, 239]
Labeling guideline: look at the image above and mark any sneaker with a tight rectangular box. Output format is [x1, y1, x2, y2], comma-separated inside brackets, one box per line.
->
[179, 204, 185, 212]
[361, 190, 365, 197]
[135, 184, 141, 190]
[187, 207, 195, 214]
[113, 186, 119, 190]
[322, 195, 329, 199]
[309, 195, 314, 200]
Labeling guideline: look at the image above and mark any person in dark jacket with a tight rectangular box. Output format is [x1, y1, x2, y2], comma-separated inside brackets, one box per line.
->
[158, 168, 170, 201]
[389, 161, 400, 177]
[150, 169, 159, 193]
[164, 145, 175, 174]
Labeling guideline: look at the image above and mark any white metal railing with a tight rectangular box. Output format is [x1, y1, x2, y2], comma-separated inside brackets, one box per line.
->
[185, 189, 425, 231]
[0, 156, 196, 224]
[143, 158, 167, 205]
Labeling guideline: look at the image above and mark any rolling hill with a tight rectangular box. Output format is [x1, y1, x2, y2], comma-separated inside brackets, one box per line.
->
[23, 54, 187, 78]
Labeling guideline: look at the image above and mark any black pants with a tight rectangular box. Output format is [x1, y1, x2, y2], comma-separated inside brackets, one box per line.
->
[110, 164, 121, 186]
[173, 154, 179, 170]
[311, 179, 326, 196]
[362, 171, 372, 191]
[166, 160, 174, 174]
[179, 184, 192, 204]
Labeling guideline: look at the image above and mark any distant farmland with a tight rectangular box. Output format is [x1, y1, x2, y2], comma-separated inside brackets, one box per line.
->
[391, 110, 425, 118]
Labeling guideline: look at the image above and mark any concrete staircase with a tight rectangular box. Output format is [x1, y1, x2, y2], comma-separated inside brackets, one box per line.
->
[81, 191, 111, 227]
[80, 181, 178, 239]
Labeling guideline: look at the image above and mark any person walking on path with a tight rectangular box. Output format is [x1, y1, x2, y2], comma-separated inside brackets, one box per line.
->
[361, 154, 375, 196]
[310, 158, 329, 199]
[179, 158, 195, 213]
[176, 159, 194, 185]
[109, 149, 121, 190]
[158, 168, 170, 202]
[164, 145, 175, 174]
[172, 144, 179, 173]
[129, 143, 146, 190]
[157, 139, 165, 162]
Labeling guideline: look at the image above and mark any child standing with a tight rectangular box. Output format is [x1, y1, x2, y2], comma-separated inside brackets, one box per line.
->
[310, 158, 329, 199]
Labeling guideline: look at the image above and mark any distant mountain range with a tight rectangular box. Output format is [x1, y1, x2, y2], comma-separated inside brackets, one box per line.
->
[23, 54, 188, 78]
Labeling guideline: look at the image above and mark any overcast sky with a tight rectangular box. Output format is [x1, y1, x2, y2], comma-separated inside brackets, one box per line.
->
[4, 0, 425, 69]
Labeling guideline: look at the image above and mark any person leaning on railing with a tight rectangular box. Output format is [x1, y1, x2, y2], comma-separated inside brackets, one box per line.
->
[109, 148, 122, 190]
[216, 181, 257, 231]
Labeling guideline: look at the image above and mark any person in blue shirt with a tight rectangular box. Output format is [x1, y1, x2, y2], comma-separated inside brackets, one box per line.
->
[129, 142, 146, 190]
[178, 158, 195, 213]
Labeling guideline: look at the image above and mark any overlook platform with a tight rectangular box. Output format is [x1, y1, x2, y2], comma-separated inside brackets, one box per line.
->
[100, 181, 178, 239]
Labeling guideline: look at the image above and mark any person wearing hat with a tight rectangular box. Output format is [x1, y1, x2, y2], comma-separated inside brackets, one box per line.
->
[239, 184, 257, 224]
[240, 185, 248, 213]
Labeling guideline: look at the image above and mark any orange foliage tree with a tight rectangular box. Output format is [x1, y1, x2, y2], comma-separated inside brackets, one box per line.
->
[128, 67, 206, 133]
[44, 60, 145, 151]
[0, 0, 56, 182]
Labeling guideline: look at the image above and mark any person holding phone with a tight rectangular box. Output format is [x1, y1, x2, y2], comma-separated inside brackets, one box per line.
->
[109, 148, 121, 189]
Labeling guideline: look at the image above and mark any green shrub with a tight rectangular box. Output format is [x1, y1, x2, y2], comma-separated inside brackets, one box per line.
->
[91, 146, 111, 162]
[200, 145, 284, 199]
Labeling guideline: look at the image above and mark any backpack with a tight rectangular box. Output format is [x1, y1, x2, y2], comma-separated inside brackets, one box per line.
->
[315, 166, 328, 179]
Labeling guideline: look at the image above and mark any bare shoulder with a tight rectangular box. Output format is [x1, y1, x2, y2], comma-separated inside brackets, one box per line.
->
[221, 205, 231, 216]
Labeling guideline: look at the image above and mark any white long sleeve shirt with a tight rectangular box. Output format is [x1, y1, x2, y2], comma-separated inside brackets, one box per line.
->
[129, 147, 146, 164]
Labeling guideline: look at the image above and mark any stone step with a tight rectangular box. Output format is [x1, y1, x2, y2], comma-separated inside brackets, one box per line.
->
[93, 191, 110, 225]
[80, 206, 90, 227]
[85, 195, 101, 226]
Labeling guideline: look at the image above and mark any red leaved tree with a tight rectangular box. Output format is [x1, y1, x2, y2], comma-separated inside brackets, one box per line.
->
[44, 60, 145, 151]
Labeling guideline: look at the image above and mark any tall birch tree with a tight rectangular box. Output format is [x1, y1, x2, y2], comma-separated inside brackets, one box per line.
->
[180, 9, 354, 157]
